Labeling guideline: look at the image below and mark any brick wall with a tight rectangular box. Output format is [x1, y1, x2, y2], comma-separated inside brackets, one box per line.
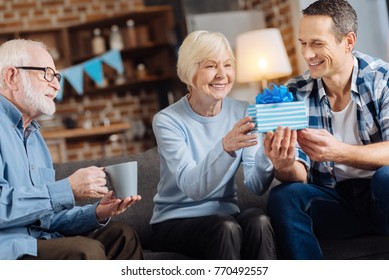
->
[239, 0, 299, 84]
[0, 0, 299, 163]
[0, 0, 144, 29]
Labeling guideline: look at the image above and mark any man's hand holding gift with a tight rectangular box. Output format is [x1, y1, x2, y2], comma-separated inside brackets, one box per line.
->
[248, 84, 308, 182]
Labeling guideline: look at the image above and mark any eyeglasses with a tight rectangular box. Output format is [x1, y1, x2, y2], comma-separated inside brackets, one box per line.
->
[15, 66, 62, 83]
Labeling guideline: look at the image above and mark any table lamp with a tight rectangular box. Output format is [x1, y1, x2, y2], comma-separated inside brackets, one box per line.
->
[236, 28, 292, 90]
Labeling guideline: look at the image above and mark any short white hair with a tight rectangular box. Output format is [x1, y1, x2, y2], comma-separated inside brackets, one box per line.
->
[177, 30, 235, 90]
[0, 39, 48, 89]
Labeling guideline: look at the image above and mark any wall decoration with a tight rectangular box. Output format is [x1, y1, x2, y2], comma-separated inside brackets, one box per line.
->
[56, 49, 124, 101]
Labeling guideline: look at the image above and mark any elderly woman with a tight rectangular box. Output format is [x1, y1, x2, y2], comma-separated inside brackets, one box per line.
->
[150, 30, 276, 259]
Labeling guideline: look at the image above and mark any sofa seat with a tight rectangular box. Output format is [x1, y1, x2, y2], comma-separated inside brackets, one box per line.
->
[54, 146, 389, 260]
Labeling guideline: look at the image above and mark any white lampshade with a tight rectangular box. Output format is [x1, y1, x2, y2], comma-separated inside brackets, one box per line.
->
[236, 28, 292, 83]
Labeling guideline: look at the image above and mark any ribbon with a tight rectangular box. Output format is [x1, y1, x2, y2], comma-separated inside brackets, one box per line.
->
[255, 83, 293, 104]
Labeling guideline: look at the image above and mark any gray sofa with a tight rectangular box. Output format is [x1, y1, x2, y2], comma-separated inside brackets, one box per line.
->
[54, 146, 389, 260]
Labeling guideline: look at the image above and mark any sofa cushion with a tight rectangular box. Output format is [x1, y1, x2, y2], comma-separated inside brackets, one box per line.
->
[105, 147, 160, 249]
[320, 235, 389, 260]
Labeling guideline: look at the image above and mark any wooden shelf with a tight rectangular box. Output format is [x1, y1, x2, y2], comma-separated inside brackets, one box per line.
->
[71, 42, 172, 64]
[81, 74, 175, 95]
[42, 122, 130, 140]
[73, 6, 172, 29]
[42, 122, 131, 163]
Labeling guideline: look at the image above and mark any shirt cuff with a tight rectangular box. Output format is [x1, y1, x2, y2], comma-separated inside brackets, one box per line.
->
[47, 178, 75, 213]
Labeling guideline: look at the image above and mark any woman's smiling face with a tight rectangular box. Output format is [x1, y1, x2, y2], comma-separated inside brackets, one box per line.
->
[192, 48, 235, 101]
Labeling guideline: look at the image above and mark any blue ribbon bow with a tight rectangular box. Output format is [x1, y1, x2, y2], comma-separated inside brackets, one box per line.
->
[255, 83, 293, 104]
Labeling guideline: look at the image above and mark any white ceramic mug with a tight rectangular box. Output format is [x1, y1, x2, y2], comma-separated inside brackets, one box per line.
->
[105, 161, 137, 198]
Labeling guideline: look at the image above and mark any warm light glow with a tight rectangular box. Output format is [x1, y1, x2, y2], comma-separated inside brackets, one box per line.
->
[257, 58, 267, 70]
[236, 28, 292, 83]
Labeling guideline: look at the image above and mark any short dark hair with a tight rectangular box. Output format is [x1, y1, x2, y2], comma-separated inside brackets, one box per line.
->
[302, 0, 358, 42]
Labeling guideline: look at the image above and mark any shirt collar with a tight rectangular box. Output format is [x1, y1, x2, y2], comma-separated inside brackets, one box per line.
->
[316, 78, 327, 101]
[314, 55, 360, 102]
[350, 54, 359, 95]
[0, 94, 40, 130]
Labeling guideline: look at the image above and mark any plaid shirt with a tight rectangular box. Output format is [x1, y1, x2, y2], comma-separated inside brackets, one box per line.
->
[286, 51, 389, 187]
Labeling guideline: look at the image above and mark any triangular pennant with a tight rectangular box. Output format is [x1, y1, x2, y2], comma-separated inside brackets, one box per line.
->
[61, 65, 84, 95]
[101, 50, 124, 74]
[83, 58, 105, 87]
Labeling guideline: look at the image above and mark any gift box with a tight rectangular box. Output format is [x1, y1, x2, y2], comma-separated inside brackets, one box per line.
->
[248, 84, 308, 133]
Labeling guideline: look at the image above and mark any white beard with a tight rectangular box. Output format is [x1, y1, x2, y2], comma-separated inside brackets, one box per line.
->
[20, 72, 56, 116]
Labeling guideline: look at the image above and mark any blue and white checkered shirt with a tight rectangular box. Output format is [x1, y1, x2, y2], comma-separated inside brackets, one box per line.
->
[286, 51, 389, 187]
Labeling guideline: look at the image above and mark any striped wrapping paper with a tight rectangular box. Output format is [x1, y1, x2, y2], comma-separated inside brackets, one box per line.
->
[247, 101, 308, 133]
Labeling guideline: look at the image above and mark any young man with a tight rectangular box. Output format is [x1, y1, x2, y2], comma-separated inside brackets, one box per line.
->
[264, 0, 389, 259]
[0, 39, 143, 260]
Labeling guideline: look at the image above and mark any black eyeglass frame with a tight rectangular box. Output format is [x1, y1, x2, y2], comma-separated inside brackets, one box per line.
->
[15, 66, 62, 83]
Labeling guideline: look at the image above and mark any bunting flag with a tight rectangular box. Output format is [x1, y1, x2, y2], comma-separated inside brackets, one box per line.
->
[101, 50, 124, 74]
[84, 58, 104, 88]
[56, 50, 124, 102]
[61, 64, 85, 95]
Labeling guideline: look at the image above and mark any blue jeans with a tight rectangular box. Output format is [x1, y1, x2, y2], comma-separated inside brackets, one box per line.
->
[267, 166, 389, 259]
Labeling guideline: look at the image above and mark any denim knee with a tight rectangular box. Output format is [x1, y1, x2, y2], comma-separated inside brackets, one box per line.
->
[268, 183, 303, 210]
[372, 166, 389, 180]
[371, 166, 389, 199]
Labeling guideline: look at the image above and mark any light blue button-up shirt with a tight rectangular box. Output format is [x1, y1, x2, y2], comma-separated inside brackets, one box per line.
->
[0, 95, 102, 260]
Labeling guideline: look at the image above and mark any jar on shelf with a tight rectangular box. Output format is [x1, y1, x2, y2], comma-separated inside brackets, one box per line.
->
[115, 73, 126, 85]
[136, 63, 148, 79]
[91, 28, 106, 55]
[125, 19, 137, 48]
[109, 25, 124, 51]
[83, 110, 93, 129]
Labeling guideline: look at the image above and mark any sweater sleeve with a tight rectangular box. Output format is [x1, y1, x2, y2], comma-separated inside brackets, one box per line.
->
[240, 135, 274, 196]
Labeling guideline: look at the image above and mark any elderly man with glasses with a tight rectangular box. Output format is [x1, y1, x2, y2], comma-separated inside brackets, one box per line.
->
[0, 39, 144, 260]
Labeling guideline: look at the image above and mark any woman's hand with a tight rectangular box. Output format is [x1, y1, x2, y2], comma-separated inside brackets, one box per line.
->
[222, 116, 258, 155]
